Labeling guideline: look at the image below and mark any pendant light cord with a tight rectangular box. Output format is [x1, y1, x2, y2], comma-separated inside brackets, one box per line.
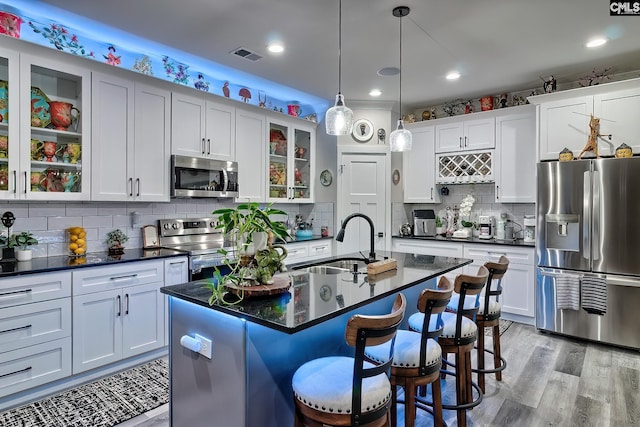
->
[398, 11, 403, 120]
[338, 0, 343, 94]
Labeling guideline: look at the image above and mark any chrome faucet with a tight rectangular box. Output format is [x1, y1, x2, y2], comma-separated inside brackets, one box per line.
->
[335, 213, 376, 263]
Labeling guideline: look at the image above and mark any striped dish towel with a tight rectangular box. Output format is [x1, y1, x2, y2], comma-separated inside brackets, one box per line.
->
[581, 274, 607, 316]
[555, 273, 580, 311]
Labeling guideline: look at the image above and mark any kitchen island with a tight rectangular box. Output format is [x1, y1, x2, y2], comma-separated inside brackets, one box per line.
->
[161, 250, 471, 427]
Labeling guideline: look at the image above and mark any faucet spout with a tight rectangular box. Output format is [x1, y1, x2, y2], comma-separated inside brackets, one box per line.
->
[335, 213, 376, 262]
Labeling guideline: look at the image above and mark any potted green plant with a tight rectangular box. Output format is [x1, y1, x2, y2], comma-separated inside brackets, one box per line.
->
[105, 229, 128, 255]
[435, 215, 444, 236]
[9, 231, 38, 261]
[209, 203, 290, 304]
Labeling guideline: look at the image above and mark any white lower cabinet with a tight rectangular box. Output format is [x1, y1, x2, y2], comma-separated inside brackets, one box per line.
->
[463, 244, 535, 322]
[393, 239, 463, 283]
[163, 257, 188, 344]
[284, 240, 333, 265]
[0, 272, 72, 398]
[72, 260, 165, 374]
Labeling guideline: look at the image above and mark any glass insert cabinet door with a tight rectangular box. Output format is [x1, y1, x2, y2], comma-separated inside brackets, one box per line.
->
[0, 47, 19, 196]
[16, 53, 91, 200]
[267, 118, 313, 203]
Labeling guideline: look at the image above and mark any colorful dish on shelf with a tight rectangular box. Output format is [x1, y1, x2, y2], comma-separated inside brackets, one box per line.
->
[0, 80, 7, 123]
[30, 86, 51, 128]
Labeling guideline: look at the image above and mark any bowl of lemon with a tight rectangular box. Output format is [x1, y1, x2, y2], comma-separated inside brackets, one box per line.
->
[67, 226, 87, 257]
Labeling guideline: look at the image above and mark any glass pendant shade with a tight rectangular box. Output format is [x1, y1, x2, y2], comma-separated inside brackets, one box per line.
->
[389, 119, 412, 152]
[325, 93, 354, 135]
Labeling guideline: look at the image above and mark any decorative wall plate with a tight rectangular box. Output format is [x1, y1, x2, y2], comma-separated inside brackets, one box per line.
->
[319, 285, 332, 302]
[392, 169, 400, 185]
[320, 169, 333, 186]
[352, 118, 374, 142]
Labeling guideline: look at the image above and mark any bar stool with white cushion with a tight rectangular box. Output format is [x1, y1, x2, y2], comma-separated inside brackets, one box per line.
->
[292, 293, 407, 427]
[365, 277, 453, 427]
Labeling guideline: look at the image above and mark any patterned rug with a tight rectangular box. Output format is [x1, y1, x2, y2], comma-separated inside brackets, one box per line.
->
[0, 358, 168, 427]
[484, 319, 513, 336]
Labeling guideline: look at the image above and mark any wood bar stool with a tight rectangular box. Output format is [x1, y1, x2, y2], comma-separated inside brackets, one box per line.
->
[292, 293, 407, 427]
[425, 266, 489, 427]
[474, 256, 509, 392]
[446, 257, 509, 393]
[365, 277, 453, 427]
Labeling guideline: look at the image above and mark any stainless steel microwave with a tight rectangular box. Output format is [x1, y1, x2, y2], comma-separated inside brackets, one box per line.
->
[171, 155, 239, 198]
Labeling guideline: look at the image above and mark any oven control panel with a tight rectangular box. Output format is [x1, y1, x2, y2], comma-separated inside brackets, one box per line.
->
[158, 217, 220, 237]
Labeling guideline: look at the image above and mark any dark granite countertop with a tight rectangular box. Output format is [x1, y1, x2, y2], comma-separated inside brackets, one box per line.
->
[393, 235, 535, 248]
[278, 235, 333, 244]
[0, 248, 186, 278]
[161, 250, 472, 334]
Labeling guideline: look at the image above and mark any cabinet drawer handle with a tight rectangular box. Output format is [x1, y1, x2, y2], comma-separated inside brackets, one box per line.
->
[125, 293, 129, 315]
[128, 178, 133, 197]
[0, 324, 32, 335]
[202, 138, 206, 155]
[207, 138, 211, 155]
[430, 187, 434, 199]
[0, 366, 32, 379]
[169, 261, 186, 265]
[459, 137, 462, 148]
[109, 273, 138, 281]
[136, 178, 140, 197]
[0, 289, 32, 297]
[496, 185, 500, 199]
[15, 170, 18, 194]
[464, 136, 468, 147]
[116, 295, 121, 317]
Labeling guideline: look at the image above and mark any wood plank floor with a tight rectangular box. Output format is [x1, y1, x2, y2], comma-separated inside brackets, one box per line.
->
[117, 322, 640, 426]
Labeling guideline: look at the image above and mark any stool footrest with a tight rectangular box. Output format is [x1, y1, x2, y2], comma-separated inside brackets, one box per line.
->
[472, 347, 507, 374]
[433, 369, 484, 411]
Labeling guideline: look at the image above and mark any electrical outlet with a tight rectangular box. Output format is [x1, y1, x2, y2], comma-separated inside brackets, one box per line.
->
[195, 334, 212, 359]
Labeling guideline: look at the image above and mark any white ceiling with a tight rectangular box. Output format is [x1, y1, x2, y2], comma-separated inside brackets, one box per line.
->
[38, 0, 640, 111]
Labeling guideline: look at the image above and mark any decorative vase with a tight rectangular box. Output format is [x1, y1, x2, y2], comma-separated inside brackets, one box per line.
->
[0, 12, 22, 39]
[48, 101, 80, 131]
[15, 249, 32, 262]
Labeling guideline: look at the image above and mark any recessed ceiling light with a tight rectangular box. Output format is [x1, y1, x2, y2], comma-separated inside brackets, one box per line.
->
[369, 89, 382, 97]
[446, 71, 461, 80]
[377, 67, 400, 76]
[267, 43, 284, 53]
[586, 38, 607, 48]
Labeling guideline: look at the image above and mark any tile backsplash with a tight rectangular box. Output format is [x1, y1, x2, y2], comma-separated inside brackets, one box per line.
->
[393, 183, 535, 238]
[0, 200, 334, 259]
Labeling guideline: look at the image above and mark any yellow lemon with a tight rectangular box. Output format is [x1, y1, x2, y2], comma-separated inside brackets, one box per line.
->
[74, 247, 86, 255]
[69, 227, 82, 235]
[78, 231, 86, 238]
[70, 234, 78, 242]
[68, 243, 78, 251]
[76, 239, 85, 247]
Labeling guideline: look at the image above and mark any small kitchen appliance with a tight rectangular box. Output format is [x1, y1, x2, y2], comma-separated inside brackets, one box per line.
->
[478, 215, 495, 239]
[412, 209, 436, 237]
[523, 215, 535, 243]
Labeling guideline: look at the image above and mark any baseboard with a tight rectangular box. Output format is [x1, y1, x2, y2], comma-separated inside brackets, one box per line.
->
[501, 313, 535, 326]
[0, 347, 168, 412]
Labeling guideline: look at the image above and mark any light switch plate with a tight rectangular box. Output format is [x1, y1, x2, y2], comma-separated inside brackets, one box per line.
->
[195, 334, 212, 359]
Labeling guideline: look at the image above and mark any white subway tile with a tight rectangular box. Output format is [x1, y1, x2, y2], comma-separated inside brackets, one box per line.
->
[48, 216, 84, 230]
[66, 203, 98, 216]
[83, 216, 113, 228]
[13, 217, 48, 231]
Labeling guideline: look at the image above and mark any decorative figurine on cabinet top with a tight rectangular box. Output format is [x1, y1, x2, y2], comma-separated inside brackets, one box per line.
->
[577, 114, 612, 159]
[559, 147, 574, 162]
[615, 143, 633, 158]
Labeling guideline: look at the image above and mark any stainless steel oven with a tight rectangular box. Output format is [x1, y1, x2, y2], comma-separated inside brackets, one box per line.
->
[171, 155, 239, 198]
[158, 217, 235, 280]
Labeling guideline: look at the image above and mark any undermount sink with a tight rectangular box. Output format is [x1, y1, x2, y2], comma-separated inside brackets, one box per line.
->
[295, 257, 370, 275]
[302, 265, 349, 275]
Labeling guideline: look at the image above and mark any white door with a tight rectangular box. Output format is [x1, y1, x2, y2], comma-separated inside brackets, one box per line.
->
[338, 152, 387, 257]
[122, 283, 164, 358]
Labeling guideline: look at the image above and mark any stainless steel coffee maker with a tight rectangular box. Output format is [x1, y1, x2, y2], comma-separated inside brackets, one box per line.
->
[478, 215, 495, 239]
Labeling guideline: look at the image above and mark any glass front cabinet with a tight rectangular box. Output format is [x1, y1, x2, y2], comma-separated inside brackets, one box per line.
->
[0, 49, 90, 201]
[267, 118, 315, 203]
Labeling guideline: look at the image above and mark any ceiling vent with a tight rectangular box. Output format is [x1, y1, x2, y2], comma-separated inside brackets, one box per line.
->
[231, 47, 263, 62]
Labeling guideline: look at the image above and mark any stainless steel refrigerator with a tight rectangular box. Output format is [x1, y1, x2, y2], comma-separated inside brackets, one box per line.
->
[536, 157, 640, 349]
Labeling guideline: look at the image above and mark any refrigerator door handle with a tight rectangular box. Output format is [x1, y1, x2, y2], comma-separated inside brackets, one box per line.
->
[583, 171, 590, 260]
[592, 170, 600, 261]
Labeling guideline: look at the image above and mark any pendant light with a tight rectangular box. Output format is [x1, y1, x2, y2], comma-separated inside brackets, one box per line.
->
[389, 6, 412, 152]
[325, 0, 354, 136]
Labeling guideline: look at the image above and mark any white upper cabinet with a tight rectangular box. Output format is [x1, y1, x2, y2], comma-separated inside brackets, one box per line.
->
[435, 116, 495, 153]
[531, 78, 640, 160]
[235, 109, 266, 202]
[403, 123, 440, 203]
[91, 72, 170, 201]
[494, 105, 536, 203]
[171, 91, 235, 161]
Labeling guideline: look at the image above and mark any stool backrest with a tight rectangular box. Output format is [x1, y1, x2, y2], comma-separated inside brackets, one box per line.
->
[451, 266, 489, 344]
[345, 292, 407, 425]
[417, 276, 453, 374]
[482, 256, 510, 319]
